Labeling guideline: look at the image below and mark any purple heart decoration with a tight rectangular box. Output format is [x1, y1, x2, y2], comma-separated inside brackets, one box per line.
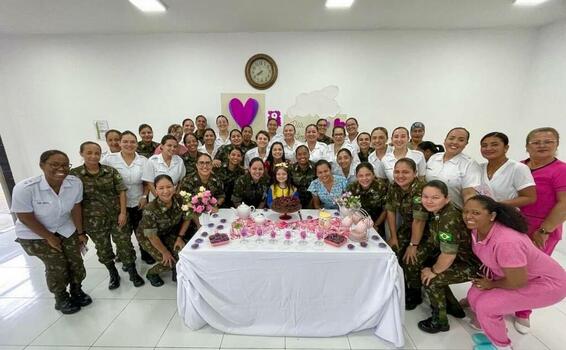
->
[229, 98, 259, 128]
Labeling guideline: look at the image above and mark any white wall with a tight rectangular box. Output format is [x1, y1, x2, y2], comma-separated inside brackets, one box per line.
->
[0, 29, 539, 181]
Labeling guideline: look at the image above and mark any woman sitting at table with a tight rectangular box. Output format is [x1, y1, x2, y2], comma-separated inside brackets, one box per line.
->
[136, 174, 191, 287]
[385, 158, 429, 310]
[347, 162, 388, 236]
[308, 159, 348, 210]
[332, 148, 359, 184]
[290, 145, 316, 209]
[416, 180, 480, 333]
[232, 157, 271, 209]
[266, 163, 299, 208]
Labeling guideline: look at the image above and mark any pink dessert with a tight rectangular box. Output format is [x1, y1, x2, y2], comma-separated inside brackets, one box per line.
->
[209, 233, 230, 247]
[324, 233, 347, 247]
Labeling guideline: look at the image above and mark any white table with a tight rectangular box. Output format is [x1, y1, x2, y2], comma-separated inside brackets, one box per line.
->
[176, 209, 405, 347]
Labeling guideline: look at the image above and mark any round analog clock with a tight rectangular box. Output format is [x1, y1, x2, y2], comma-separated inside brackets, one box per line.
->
[245, 53, 278, 90]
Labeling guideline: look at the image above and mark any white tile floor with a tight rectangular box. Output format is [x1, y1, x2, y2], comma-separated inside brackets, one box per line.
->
[1, 214, 566, 350]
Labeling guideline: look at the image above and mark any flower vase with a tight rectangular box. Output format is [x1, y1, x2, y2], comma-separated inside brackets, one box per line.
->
[339, 206, 351, 218]
[200, 212, 211, 226]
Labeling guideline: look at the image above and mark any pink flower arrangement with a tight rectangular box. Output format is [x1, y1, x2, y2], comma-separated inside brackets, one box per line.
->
[192, 186, 218, 215]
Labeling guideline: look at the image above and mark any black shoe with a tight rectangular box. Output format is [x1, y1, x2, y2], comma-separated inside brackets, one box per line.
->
[55, 293, 81, 314]
[140, 248, 156, 264]
[172, 268, 177, 283]
[70, 289, 93, 307]
[125, 264, 145, 287]
[147, 273, 164, 287]
[121, 264, 128, 272]
[417, 317, 450, 334]
[447, 302, 466, 319]
[106, 263, 121, 290]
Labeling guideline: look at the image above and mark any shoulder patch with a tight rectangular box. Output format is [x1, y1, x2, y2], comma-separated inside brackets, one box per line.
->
[438, 231, 454, 242]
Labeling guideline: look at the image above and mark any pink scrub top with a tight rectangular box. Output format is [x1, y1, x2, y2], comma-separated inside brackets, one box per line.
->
[472, 222, 566, 283]
[521, 158, 566, 239]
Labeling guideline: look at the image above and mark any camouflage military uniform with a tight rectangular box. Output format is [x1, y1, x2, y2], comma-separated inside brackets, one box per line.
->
[318, 135, 333, 145]
[136, 194, 186, 277]
[416, 202, 480, 326]
[231, 173, 271, 208]
[214, 144, 244, 167]
[182, 151, 203, 177]
[18, 234, 86, 297]
[289, 162, 316, 209]
[70, 164, 136, 266]
[348, 178, 389, 223]
[137, 141, 159, 159]
[385, 179, 429, 290]
[240, 140, 257, 155]
[215, 164, 245, 208]
[178, 173, 225, 204]
[358, 148, 375, 163]
[194, 130, 205, 144]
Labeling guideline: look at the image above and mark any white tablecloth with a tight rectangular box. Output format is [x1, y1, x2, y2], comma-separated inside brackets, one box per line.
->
[177, 209, 405, 347]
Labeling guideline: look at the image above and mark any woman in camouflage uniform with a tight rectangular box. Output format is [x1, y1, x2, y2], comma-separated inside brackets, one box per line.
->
[137, 123, 160, 158]
[232, 157, 270, 208]
[289, 145, 315, 209]
[416, 180, 480, 333]
[348, 162, 388, 234]
[136, 175, 191, 287]
[213, 129, 244, 168]
[240, 125, 257, 155]
[71, 142, 139, 290]
[182, 133, 201, 176]
[179, 153, 225, 208]
[12, 150, 91, 314]
[215, 147, 245, 208]
[385, 158, 429, 310]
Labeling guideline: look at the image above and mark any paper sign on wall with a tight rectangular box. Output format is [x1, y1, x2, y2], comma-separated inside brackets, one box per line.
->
[94, 120, 109, 140]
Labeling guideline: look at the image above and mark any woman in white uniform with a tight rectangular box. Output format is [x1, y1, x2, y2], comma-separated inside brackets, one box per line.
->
[12, 150, 91, 314]
[143, 135, 186, 197]
[281, 123, 303, 163]
[326, 126, 360, 164]
[197, 128, 220, 159]
[368, 127, 389, 180]
[425, 127, 481, 209]
[381, 126, 426, 183]
[478, 132, 536, 206]
[304, 124, 328, 163]
[244, 130, 270, 169]
[332, 148, 359, 184]
[214, 115, 231, 148]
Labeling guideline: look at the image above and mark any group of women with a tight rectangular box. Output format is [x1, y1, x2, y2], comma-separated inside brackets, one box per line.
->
[11, 114, 566, 350]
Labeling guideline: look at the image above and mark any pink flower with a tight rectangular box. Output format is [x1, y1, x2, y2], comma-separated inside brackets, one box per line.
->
[202, 197, 209, 205]
[191, 197, 199, 204]
[204, 190, 211, 197]
[196, 205, 204, 213]
[210, 197, 217, 205]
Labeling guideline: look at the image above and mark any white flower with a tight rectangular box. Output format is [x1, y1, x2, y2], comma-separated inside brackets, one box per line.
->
[181, 205, 189, 211]
[179, 191, 187, 196]
[199, 186, 206, 192]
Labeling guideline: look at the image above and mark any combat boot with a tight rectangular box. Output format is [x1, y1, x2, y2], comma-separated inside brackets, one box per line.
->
[55, 292, 81, 314]
[70, 283, 93, 307]
[418, 307, 449, 333]
[125, 263, 145, 287]
[106, 262, 121, 290]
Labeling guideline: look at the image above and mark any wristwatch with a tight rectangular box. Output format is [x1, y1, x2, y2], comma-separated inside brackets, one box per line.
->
[409, 242, 419, 247]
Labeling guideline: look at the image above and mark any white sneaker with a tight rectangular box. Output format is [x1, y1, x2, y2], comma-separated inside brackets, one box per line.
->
[513, 317, 530, 334]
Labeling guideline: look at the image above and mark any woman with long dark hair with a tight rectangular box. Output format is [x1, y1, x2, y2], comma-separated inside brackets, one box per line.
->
[464, 195, 566, 350]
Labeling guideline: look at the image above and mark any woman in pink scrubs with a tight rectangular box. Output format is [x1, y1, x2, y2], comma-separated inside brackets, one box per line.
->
[464, 195, 566, 350]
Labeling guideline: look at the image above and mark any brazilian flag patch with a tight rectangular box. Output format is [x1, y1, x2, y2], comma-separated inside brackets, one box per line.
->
[413, 196, 422, 204]
[438, 231, 454, 242]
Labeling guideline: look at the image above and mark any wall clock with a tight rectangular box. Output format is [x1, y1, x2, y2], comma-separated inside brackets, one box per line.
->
[245, 53, 278, 90]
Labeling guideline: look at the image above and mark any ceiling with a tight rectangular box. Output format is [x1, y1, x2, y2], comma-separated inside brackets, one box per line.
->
[1, 0, 565, 35]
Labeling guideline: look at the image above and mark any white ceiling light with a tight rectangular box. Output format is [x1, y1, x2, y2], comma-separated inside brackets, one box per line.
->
[129, 0, 167, 13]
[325, 0, 355, 9]
[513, 0, 551, 6]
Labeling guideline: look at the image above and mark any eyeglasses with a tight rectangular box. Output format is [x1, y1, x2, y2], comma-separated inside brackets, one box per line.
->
[528, 140, 557, 147]
[197, 161, 212, 167]
[46, 162, 72, 169]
